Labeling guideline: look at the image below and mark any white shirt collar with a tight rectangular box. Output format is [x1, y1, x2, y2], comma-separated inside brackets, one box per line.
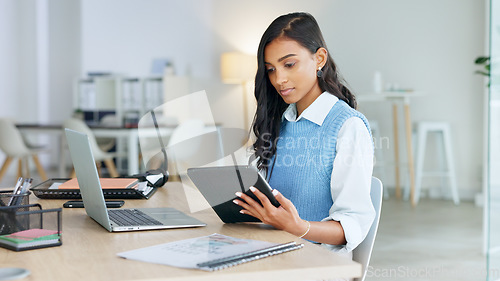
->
[283, 92, 339, 126]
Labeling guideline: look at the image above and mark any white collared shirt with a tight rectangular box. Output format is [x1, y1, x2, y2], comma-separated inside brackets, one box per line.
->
[283, 92, 375, 253]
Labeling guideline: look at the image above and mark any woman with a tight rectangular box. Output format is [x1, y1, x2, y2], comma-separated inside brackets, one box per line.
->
[233, 12, 375, 254]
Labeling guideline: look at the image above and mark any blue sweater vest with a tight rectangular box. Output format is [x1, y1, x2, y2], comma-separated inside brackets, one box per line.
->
[268, 100, 371, 222]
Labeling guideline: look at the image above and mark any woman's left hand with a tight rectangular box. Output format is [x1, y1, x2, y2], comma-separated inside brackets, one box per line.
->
[234, 187, 308, 236]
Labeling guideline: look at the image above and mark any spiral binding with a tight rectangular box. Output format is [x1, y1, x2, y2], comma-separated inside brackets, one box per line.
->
[197, 241, 304, 271]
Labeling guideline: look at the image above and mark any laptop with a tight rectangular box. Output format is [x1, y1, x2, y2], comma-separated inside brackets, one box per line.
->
[187, 165, 280, 223]
[65, 128, 206, 232]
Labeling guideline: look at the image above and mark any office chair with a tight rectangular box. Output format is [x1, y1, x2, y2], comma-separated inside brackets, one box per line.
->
[63, 118, 119, 178]
[95, 114, 118, 153]
[352, 177, 383, 281]
[0, 118, 48, 183]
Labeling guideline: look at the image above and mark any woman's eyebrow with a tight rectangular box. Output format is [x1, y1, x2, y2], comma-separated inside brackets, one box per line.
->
[278, 54, 297, 62]
[265, 54, 297, 64]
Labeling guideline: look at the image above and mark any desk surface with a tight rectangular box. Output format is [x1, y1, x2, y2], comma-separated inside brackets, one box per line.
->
[16, 123, 143, 131]
[0, 182, 361, 281]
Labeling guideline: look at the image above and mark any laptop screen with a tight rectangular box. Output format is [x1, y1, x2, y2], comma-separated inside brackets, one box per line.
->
[65, 128, 113, 231]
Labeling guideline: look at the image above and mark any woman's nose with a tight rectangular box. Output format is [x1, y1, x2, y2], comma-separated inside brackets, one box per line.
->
[275, 70, 288, 85]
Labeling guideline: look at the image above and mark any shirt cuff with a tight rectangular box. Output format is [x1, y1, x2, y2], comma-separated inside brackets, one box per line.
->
[321, 213, 363, 253]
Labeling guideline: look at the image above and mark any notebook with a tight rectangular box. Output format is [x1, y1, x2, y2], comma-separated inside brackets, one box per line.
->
[117, 233, 303, 271]
[58, 178, 138, 189]
[65, 128, 206, 232]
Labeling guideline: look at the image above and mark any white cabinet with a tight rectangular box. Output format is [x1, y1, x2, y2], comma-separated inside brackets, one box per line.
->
[73, 75, 185, 126]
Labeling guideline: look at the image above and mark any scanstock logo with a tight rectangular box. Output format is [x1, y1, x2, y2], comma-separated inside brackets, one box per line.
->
[137, 90, 250, 213]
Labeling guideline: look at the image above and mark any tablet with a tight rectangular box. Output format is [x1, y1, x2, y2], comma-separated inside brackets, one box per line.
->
[187, 165, 280, 223]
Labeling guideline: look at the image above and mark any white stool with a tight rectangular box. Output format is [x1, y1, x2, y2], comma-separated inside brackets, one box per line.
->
[407, 122, 460, 205]
[369, 120, 389, 199]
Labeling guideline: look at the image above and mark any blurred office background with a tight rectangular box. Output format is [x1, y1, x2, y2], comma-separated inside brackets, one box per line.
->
[0, 0, 498, 280]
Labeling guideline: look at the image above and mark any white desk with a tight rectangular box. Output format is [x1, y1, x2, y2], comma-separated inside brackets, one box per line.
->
[18, 124, 221, 177]
[357, 91, 424, 207]
[17, 124, 169, 176]
[91, 126, 143, 175]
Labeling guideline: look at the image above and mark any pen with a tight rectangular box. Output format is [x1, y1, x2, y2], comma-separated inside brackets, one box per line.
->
[2, 177, 26, 234]
[19, 178, 33, 195]
[11, 178, 32, 206]
[13, 177, 24, 194]
[7, 177, 24, 206]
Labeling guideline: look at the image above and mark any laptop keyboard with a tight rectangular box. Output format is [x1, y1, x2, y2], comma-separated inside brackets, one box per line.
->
[108, 209, 163, 226]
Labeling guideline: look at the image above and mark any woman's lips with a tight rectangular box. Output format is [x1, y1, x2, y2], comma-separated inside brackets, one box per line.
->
[280, 88, 294, 96]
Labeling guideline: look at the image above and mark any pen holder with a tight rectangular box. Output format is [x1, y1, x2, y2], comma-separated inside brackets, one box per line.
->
[0, 202, 38, 236]
[0, 190, 30, 209]
[0, 203, 62, 251]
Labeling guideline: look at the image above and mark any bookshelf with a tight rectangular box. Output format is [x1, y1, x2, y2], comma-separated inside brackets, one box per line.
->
[73, 75, 121, 125]
[73, 75, 187, 127]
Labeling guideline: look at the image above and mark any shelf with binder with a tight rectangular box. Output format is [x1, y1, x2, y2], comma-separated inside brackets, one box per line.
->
[121, 77, 143, 128]
[73, 76, 121, 125]
[73, 75, 190, 129]
[142, 76, 164, 113]
[121, 78, 142, 112]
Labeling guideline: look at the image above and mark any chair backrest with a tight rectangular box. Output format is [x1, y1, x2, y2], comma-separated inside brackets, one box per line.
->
[63, 118, 108, 161]
[0, 118, 30, 157]
[352, 177, 383, 281]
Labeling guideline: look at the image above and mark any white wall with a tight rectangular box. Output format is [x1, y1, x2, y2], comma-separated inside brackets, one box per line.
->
[0, 0, 38, 123]
[0, 0, 20, 119]
[0, 0, 80, 175]
[0, 0, 32, 171]
[48, 0, 81, 123]
[0, 0, 80, 123]
[490, 0, 500, 186]
[80, 0, 214, 78]
[1, 0, 486, 196]
[17, 0, 38, 123]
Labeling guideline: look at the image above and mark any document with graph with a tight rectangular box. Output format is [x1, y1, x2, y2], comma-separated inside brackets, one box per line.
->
[117, 233, 303, 271]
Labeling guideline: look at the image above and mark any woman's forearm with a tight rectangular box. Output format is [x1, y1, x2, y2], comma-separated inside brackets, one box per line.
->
[289, 220, 347, 245]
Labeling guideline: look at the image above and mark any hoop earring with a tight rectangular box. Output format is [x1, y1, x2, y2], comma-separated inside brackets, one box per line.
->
[317, 67, 323, 78]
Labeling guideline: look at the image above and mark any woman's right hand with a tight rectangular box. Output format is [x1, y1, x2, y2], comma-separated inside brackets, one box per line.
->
[233, 187, 309, 237]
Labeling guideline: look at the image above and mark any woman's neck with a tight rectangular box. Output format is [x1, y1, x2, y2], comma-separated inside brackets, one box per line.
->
[296, 85, 323, 116]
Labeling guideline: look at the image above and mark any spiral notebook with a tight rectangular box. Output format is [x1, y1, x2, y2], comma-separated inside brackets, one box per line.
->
[117, 233, 303, 271]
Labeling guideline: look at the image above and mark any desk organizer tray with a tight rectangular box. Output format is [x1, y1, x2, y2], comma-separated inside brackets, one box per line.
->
[0, 201, 62, 251]
[30, 178, 157, 200]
